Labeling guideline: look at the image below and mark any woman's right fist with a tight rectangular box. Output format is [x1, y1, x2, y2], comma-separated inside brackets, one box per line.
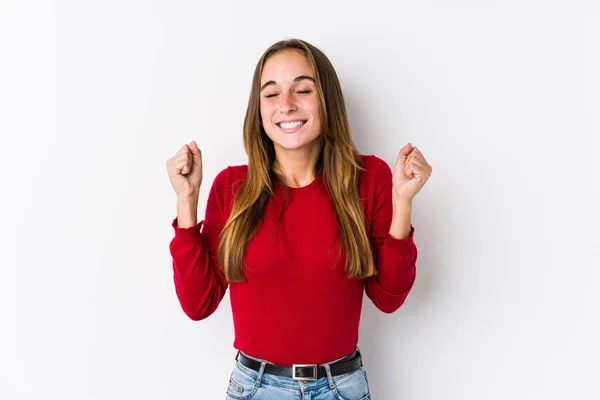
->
[166, 141, 203, 199]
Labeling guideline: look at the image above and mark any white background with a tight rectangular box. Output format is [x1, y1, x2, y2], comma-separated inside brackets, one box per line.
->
[1, 1, 599, 399]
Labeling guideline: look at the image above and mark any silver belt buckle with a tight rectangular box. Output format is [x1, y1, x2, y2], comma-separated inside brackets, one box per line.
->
[292, 364, 317, 381]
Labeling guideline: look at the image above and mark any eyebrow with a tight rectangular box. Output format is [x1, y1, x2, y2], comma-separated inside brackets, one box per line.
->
[260, 75, 316, 92]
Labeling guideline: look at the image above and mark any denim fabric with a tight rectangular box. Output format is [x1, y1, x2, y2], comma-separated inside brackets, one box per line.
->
[225, 352, 371, 400]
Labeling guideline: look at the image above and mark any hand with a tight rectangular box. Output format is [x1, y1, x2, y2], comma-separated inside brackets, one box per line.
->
[166, 141, 203, 199]
[392, 143, 432, 202]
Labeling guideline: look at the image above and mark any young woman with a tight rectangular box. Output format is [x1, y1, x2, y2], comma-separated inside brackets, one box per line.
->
[166, 39, 432, 399]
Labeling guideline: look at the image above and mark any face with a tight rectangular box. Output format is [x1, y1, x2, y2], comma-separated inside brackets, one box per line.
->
[259, 49, 322, 154]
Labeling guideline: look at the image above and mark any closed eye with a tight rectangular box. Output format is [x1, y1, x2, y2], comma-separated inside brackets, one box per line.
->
[264, 90, 311, 99]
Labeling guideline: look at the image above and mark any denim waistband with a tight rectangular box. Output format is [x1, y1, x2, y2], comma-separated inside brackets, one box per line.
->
[239, 346, 360, 366]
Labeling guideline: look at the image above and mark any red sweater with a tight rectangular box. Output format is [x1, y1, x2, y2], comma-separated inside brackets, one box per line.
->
[169, 154, 417, 365]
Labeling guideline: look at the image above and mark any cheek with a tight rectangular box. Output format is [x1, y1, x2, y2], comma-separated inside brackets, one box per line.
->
[260, 104, 275, 124]
[308, 104, 321, 128]
[306, 99, 320, 122]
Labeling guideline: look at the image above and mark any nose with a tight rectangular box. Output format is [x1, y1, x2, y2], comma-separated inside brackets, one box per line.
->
[279, 93, 297, 114]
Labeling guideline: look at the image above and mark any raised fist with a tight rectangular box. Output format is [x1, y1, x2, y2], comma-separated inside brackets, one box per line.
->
[166, 141, 203, 199]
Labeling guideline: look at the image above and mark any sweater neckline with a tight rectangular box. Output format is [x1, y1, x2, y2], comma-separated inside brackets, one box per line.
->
[276, 172, 323, 193]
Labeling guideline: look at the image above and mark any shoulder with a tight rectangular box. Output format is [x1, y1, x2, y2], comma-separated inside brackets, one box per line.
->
[214, 163, 247, 182]
[357, 155, 393, 225]
[211, 164, 248, 196]
[359, 154, 392, 184]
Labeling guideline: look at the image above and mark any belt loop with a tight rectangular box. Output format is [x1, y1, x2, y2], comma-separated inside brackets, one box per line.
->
[255, 361, 266, 388]
[355, 346, 363, 366]
[322, 363, 336, 390]
[235, 350, 240, 361]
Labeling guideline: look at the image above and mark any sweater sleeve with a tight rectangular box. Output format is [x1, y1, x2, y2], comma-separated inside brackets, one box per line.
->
[364, 157, 418, 314]
[169, 168, 231, 321]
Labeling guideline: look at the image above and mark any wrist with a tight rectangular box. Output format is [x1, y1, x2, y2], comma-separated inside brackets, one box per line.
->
[176, 196, 199, 228]
[392, 198, 412, 212]
[177, 194, 198, 206]
[390, 199, 412, 240]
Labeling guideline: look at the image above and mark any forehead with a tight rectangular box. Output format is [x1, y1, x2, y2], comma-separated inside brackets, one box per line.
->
[260, 49, 314, 84]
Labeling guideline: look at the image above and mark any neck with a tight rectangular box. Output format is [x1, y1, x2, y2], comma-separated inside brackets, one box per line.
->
[273, 143, 322, 188]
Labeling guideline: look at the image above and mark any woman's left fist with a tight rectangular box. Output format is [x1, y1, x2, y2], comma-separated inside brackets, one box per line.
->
[392, 143, 432, 202]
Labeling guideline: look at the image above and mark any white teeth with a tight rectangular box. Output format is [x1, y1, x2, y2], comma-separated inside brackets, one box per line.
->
[279, 120, 305, 129]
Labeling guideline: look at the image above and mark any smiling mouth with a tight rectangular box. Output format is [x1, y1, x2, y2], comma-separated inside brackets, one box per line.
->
[277, 120, 307, 130]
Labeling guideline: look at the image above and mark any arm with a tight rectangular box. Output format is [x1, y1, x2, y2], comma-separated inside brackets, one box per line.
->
[365, 159, 418, 314]
[169, 170, 230, 321]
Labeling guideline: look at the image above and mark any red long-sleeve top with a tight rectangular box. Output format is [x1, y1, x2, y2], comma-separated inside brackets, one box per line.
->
[169, 154, 417, 365]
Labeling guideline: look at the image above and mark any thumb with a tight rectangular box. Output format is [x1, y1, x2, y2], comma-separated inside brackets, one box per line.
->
[189, 141, 201, 159]
[394, 143, 413, 170]
[188, 141, 202, 177]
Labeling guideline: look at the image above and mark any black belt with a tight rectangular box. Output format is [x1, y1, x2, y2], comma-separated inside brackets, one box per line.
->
[235, 349, 362, 381]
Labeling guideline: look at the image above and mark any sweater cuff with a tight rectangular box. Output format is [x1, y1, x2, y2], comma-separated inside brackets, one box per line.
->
[384, 224, 415, 249]
[172, 217, 204, 242]
[371, 274, 415, 298]
[366, 272, 416, 314]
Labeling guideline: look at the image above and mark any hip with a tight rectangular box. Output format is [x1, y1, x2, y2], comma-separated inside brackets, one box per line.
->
[225, 348, 371, 400]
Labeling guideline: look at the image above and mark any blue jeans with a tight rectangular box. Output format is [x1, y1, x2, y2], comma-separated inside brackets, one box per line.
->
[225, 351, 371, 400]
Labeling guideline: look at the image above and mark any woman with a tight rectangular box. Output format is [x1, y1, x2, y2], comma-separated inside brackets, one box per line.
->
[166, 39, 432, 399]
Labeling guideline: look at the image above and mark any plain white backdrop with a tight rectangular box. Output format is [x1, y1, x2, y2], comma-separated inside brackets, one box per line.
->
[1, 0, 599, 399]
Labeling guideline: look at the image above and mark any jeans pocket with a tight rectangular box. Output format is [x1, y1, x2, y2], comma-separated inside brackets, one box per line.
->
[226, 362, 259, 399]
[360, 366, 369, 386]
[333, 367, 371, 400]
[227, 375, 244, 395]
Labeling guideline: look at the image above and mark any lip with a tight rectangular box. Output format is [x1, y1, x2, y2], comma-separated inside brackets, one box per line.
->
[276, 119, 307, 134]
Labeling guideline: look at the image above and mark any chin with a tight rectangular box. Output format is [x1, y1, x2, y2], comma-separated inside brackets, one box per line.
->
[276, 138, 321, 152]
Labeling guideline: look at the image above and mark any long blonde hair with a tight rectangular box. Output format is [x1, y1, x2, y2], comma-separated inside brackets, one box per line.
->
[218, 39, 376, 282]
